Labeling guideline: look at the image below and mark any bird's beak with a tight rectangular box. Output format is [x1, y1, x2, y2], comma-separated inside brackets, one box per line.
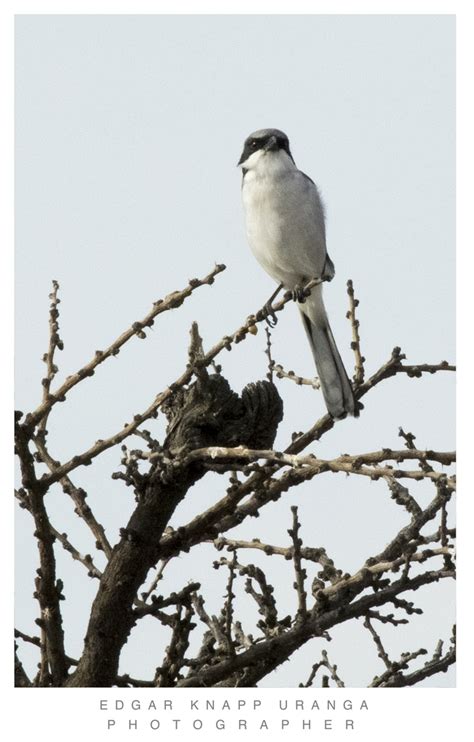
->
[237, 148, 247, 167]
[264, 135, 278, 152]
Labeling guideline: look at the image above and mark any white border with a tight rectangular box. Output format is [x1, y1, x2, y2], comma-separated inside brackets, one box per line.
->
[2, 2, 472, 740]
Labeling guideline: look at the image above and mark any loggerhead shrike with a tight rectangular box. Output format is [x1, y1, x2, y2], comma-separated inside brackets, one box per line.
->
[238, 128, 358, 419]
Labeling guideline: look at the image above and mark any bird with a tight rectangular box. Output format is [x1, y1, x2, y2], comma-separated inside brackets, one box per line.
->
[238, 128, 358, 419]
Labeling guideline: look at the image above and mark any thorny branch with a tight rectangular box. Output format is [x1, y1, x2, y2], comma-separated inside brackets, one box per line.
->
[15, 271, 455, 687]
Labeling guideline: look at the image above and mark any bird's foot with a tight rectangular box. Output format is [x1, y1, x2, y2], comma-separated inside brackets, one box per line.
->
[256, 301, 279, 327]
[292, 276, 329, 304]
[292, 284, 310, 304]
[256, 283, 284, 327]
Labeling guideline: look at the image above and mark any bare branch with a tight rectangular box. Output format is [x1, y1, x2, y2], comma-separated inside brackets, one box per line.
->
[289, 506, 308, 619]
[346, 279, 365, 385]
[172, 445, 455, 484]
[375, 479, 454, 564]
[25, 264, 227, 431]
[364, 610, 408, 627]
[190, 593, 228, 649]
[140, 558, 171, 603]
[33, 433, 112, 558]
[15, 645, 33, 687]
[154, 603, 196, 687]
[222, 551, 238, 655]
[272, 363, 321, 390]
[286, 348, 455, 456]
[214, 557, 282, 637]
[39, 280, 63, 434]
[364, 615, 393, 670]
[15, 489, 103, 579]
[133, 582, 201, 619]
[15, 628, 42, 649]
[15, 424, 68, 686]
[301, 649, 345, 688]
[213, 535, 342, 582]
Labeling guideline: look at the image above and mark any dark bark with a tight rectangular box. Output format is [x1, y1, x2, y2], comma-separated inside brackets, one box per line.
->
[15, 422, 68, 686]
[15, 647, 32, 687]
[66, 374, 283, 686]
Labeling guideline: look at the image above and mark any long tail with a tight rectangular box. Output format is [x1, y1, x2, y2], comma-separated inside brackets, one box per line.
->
[299, 284, 358, 419]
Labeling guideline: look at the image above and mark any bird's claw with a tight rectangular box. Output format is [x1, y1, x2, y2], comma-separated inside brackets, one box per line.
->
[256, 302, 278, 327]
[263, 302, 278, 327]
[292, 285, 308, 303]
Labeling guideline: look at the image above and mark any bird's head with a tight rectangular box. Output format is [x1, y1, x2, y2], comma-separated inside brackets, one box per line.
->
[237, 128, 294, 173]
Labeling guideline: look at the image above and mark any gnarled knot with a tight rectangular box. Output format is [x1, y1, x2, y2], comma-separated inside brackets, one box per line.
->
[161, 373, 283, 458]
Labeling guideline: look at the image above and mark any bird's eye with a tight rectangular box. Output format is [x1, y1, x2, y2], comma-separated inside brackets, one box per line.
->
[251, 140, 258, 148]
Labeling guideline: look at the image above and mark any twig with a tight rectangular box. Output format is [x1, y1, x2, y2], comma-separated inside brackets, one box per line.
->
[33, 433, 112, 558]
[133, 582, 200, 619]
[25, 264, 227, 431]
[272, 363, 320, 390]
[222, 551, 238, 655]
[399, 362, 456, 377]
[364, 615, 393, 669]
[264, 327, 274, 383]
[15, 645, 32, 687]
[346, 279, 365, 385]
[374, 479, 454, 563]
[212, 536, 342, 583]
[301, 649, 345, 688]
[289, 507, 307, 619]
[155, 603, 196, 687]
[370, 647, 428, 687]
[439, 499, 455, 571]
[384, 477, 422, 518]
[364, 610, 408, 627]
[39, 280, 63, 433]
[377, 646, 455, 687]
[390, 597, 423, 617]
[51, 530, 103, 579]
[190, 593, 228, 649]
[214, 557, 281, 636]
[320, 547, 453, 601]
[368, 631, 454, 688]
[15, 628, 42, 648]
[15, 489, 103, 579]
[140, 558, 171, 602]
[399, 427, 434, 474]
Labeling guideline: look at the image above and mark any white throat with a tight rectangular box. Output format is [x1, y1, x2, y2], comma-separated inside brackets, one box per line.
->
[241, 149, 296, 183]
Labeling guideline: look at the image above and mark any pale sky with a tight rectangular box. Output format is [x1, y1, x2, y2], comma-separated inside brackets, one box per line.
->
[15, 14, 455, 687]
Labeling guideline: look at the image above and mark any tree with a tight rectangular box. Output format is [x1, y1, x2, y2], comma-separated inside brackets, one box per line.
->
[14, 265, 456, 688]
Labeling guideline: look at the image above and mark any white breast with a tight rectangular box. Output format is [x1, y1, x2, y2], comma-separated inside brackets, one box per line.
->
[241, 153, 327, 289]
